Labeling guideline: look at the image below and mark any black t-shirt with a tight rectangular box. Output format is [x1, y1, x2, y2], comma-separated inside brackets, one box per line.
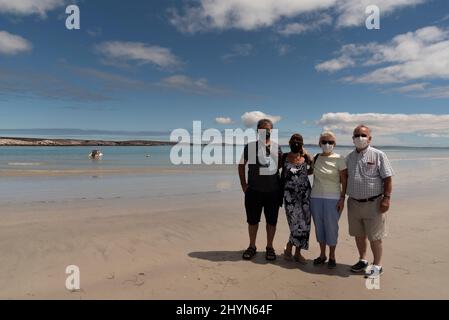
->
[242, 141, 282, 192]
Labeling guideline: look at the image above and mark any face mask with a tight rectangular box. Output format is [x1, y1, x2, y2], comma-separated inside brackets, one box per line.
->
[258, 130, 271, 141]
[290, 142, 302, 154]
[321, 144, 334, 153]
[353, 137, 369, 149]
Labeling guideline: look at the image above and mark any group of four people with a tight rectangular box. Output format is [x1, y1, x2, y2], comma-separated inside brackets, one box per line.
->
[238, 119, 394, 278]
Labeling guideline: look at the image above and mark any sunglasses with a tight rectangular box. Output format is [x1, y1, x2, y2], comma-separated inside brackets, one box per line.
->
[321, 140, 335, 145]
[353, 134, 368, 138]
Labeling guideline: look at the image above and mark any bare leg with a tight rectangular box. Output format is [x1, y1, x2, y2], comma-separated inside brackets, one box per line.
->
[248, 224, 259, 248]
[370, 240, 383, 266]
[285, 241, 293, 256]
[319, 243, 327, 258]
[355, 236, 368, 260]
[294, 248, 307, 264]
[329, 245, 336, 260]
[266, 224, 276, 249]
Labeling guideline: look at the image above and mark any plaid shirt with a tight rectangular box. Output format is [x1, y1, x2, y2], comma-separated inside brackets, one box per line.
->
[345, 146, 394, 199]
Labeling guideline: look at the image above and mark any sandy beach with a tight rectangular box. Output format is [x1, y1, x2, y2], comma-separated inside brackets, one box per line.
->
[2, 0, 449, 303]
[1, 161, 448, 300]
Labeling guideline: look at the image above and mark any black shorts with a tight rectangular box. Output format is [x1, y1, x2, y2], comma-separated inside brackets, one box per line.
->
[244, 188, 280, 226]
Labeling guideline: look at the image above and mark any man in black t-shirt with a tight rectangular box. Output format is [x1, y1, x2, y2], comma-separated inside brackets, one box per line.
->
[238, 119, 282, 261]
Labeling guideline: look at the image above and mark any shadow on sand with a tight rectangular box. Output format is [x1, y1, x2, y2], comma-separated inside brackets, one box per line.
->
[188, 250, 364, 278]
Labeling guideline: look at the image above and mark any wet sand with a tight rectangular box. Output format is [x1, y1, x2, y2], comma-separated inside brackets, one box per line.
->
[0, 169, 448, 299]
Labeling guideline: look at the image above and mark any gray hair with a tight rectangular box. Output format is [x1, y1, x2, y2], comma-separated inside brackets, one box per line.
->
[319, 130, 336, 141]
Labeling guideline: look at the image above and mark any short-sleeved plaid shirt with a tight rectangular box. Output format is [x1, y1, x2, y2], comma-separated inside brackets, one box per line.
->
[345, 146, 394, 200]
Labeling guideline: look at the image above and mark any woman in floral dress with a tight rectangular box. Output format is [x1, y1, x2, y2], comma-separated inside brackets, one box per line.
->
[281, 134, 313, 264]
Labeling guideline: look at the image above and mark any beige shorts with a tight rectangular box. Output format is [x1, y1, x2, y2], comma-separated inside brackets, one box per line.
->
[347, 197, 387, 241]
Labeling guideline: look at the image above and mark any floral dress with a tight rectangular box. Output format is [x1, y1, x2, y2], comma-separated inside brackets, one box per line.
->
[282, 158, 312, 249]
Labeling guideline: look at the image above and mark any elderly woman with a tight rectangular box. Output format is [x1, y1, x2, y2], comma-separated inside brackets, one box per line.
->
[311, 131, 347, 269]
[280, 134, 313, 264]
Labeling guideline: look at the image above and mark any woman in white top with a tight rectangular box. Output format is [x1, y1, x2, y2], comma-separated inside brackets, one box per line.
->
[310, 131, 347, 269]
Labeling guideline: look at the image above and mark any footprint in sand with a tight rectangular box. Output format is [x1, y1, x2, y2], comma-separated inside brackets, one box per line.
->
[122, 274, 145, 287]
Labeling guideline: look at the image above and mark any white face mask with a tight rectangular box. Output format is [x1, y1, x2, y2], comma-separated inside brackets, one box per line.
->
[353, 136, 369, 149]
[321, 143, 334, 153]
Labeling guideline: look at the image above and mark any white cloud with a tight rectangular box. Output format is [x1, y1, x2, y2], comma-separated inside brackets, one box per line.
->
[415, 85, 449, 99]
[388, 82, 429, 93]
[315, 55, 355, 72]
[277, 14, 332, 36]
[335, 0, 426, 27]
[387, 82, 449, 99]
[95, 41, 183, 70]
[215, 117, 234, 125]
[241, 111, 281, 128]
[421, 133, 449, 138]
[0, 0, 65, 17]
[315, 43, 377, 72]
[317, 112, 449, 138]
[160, 75, 228, 95]
[222, 43, 254, 61]
[316, 26, 449, 99]
[318, 26, 449, 83]
[170, 0, 337, 33]
[170, 0, 427, 33]
[0, 30, 32, 55]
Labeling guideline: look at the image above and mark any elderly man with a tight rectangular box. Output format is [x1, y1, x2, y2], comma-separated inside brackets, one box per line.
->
[345, 125, 394, 278]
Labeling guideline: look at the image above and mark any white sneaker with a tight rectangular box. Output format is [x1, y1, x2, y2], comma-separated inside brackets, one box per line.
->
[365, 264, 383, 279]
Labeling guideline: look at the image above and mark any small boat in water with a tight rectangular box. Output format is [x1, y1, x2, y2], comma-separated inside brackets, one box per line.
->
[89, 150, 103, 160]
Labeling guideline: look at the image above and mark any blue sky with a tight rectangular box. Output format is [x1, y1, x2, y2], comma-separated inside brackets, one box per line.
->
[0, 0, 449, 146]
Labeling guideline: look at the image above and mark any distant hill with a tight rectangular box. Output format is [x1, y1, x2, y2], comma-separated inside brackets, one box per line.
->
[0, 137, 176, 146]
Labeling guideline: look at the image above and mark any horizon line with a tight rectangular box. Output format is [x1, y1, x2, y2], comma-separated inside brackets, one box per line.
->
[1, 136, 448, 149]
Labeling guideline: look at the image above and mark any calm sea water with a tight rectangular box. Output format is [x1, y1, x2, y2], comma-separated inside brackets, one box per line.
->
[1, 145, 448, 204]
[0, 146, 173, 170]
[1, 145, 448, 170]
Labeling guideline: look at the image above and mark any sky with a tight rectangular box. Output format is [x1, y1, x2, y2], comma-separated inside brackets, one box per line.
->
[0, 0, 449, 146]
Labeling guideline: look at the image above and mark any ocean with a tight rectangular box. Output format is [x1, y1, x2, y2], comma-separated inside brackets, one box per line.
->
[1, 145, 449, 204]
[2, 145, 448, 170]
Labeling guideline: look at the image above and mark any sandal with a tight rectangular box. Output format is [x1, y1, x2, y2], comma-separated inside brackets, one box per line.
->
[283, 249, 293, 260]
[328, 259, 337, 269]
[266, 247, 277, 261]
[294, 254, 307, 265]
[242, 246, 257, 260]
[313, 256, 327, 266]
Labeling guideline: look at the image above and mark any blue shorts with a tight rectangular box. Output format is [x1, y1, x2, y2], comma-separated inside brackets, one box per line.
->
[310, 198, 340, 246]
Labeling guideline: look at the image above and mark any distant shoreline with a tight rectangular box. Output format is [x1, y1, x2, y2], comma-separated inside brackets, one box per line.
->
[0, 137, 176, 147]
[1, 137, 447, 149]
